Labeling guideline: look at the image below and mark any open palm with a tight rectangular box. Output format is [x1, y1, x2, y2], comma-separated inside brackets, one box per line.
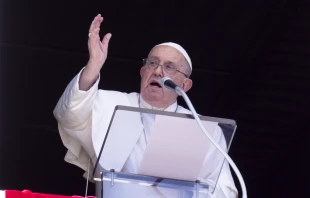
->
[88, 14, 112, 68]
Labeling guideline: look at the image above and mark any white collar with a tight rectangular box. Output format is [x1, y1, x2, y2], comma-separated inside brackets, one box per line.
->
[139, 94, 178, 112]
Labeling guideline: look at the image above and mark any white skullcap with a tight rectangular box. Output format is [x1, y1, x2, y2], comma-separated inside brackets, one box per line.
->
[151, 42, 192, 70]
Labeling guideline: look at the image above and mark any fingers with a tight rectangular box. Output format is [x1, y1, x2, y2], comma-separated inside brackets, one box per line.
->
[87, 14, 112, 56]
[95, 16, 103, 29]
[89, 27, 100, 42]
[89, 14, 103, 33]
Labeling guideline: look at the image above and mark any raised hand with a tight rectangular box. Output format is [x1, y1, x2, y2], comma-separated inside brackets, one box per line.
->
[87, 14, 112, 70]
[80, 14, 112, 91]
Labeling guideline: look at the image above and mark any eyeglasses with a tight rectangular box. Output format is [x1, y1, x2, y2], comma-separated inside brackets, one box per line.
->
[142, 58, 188, 78]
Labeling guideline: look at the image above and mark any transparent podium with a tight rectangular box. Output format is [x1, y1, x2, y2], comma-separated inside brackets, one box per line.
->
[92, 105, 237, 198]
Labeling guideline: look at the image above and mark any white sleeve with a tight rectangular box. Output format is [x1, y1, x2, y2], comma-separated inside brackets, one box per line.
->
[53, 67, 100, 176]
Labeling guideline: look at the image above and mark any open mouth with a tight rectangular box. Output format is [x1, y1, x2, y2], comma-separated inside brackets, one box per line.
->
[150, 81, 162, 88]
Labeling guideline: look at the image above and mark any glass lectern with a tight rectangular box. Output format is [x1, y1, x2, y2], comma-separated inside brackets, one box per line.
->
[92, 105, 237, 198]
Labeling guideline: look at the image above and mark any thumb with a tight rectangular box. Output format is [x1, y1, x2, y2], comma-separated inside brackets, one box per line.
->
[101, 33, 112, 48]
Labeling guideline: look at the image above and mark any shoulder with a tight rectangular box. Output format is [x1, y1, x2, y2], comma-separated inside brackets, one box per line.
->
[95, 89, 139, 106]
[176, 104, 192, 114]
[96, 89, 138, 99]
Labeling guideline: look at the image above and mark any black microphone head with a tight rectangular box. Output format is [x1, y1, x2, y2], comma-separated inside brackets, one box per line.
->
[160, 77, 171, 87]
[161, 77, 177, 91]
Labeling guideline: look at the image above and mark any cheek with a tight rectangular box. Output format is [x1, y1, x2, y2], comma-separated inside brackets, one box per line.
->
[141, 71, 151, 86]
[172, 77, 183, 87]
[162, 86, 177, 95]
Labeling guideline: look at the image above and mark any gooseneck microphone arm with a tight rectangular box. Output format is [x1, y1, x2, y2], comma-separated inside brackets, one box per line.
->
[160, 77, 247, 198]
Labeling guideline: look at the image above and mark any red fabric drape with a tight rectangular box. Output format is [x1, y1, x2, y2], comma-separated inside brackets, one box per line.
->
[5, 190, 95, 198]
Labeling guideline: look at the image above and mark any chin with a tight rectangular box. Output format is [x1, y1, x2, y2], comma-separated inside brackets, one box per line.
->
[147, 93, 163, 101]
[142, 91, 163, 102]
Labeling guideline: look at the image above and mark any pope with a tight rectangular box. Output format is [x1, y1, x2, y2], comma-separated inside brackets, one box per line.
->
[53, 14, 238, 198]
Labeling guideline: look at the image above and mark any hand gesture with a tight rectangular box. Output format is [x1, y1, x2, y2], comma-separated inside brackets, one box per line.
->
[87, 14, 112, 71]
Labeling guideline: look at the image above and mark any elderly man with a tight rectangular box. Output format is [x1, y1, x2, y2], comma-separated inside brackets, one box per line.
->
[53, 14, 238, 198]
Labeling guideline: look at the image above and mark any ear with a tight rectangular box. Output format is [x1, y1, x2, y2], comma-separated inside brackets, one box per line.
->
[182, 78, 193, 93]
[140, 66, 145, 78]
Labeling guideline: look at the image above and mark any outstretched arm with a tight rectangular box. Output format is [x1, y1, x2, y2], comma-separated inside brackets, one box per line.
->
[53, 14, 112, 173]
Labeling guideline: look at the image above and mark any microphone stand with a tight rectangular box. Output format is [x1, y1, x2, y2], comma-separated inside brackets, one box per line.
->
[175, 86, 247, 198]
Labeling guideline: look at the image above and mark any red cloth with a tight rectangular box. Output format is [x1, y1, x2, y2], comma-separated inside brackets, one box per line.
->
[5, 190, 96, 198]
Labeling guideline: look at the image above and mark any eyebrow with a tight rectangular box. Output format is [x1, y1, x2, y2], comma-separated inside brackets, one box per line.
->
[148, 56, 160, 61]
[148, 56, 177, 65]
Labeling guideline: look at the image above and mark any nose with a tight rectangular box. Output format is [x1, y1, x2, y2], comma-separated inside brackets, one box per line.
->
[153, 65, 164, 77]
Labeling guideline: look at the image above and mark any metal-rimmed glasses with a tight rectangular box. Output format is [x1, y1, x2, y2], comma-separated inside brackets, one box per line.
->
[142, 58, 188, 78]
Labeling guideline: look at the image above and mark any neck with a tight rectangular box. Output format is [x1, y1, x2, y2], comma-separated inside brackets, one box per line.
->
[139, 94, 177, 111]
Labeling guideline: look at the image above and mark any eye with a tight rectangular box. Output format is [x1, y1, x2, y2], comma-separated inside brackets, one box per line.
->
[149, 61, 157, 67]
[165, 64, 175, 71]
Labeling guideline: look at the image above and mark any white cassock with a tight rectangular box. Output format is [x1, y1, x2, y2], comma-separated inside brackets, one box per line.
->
[53, 68, 238, 198]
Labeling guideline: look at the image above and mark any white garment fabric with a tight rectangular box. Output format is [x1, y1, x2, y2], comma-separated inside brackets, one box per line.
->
[53, 67, 238, 198]
[121, 95, 178, 174]
[0, 190, 4, 198]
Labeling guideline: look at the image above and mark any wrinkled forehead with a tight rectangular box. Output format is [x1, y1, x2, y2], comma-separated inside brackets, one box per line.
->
[148, 45, 186, 64]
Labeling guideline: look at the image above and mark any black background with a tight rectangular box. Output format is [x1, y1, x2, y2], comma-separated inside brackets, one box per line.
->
[0, 0, 309, 197]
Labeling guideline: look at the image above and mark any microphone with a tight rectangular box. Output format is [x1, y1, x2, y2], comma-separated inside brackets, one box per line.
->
[160, 77, 248, 198]
[160, 77, 182, 95]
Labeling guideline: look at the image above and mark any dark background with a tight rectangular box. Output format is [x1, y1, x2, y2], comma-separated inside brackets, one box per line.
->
[0, 0, 309, 197]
